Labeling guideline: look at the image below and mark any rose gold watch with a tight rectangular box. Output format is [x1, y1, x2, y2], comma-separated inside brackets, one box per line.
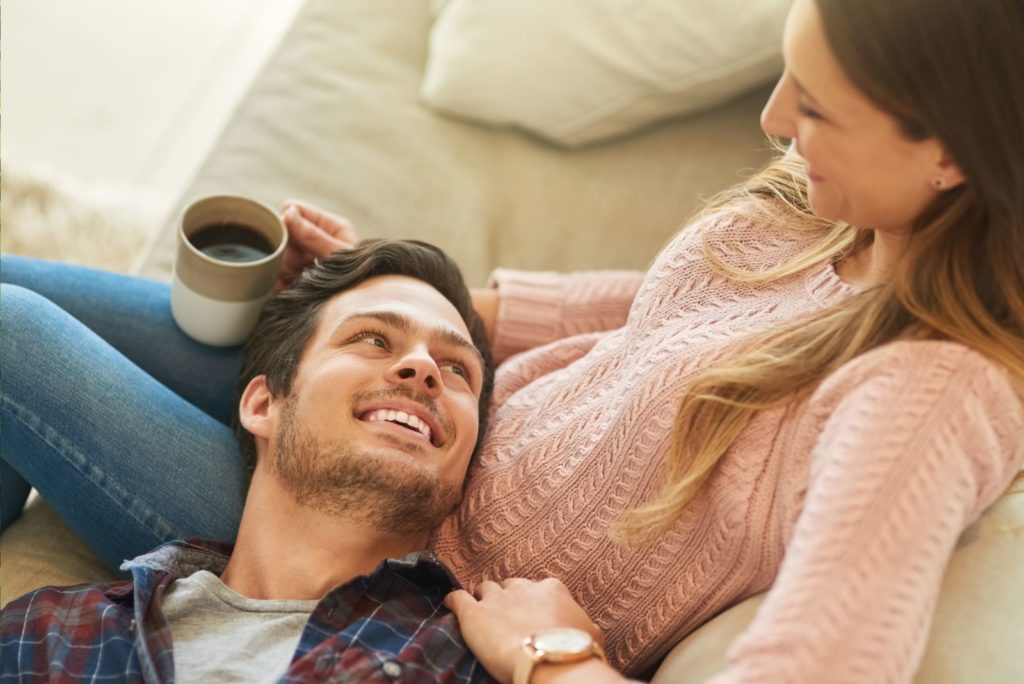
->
[512, 628, 607, 684]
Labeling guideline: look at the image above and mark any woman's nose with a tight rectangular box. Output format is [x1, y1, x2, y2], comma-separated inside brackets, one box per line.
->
[760, 73, 797, 140]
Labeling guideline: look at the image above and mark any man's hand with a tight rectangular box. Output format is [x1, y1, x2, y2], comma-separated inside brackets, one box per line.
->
[445, 577, 605, 684]
[276, 200, 360, 291]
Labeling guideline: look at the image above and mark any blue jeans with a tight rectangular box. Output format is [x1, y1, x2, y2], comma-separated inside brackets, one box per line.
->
[1, 256, 248, 570]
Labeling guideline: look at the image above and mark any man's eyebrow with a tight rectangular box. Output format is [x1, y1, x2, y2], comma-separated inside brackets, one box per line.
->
[335, 310, 485, 369]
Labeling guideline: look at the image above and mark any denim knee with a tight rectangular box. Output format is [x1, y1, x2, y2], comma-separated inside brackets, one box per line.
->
[2, 283, 49, 346]
[1, 284, 70, 357]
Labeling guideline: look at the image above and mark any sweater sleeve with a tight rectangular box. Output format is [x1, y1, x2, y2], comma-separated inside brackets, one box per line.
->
[708, 342, 1024, 684]
[487, 268, 645, 363]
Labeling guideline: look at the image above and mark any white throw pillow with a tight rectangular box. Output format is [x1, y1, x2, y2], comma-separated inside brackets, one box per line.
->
[422, 0, 791, 147]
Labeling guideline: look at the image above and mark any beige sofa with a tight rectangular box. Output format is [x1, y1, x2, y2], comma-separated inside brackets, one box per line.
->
[3, 1, 1022, 681]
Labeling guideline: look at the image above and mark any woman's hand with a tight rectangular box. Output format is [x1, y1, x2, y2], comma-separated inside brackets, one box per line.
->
[275, 200, 360, 291]
[445, 578, 606, 684]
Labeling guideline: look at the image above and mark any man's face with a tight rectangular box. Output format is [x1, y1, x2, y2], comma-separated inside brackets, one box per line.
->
[249, 275, 484, 533]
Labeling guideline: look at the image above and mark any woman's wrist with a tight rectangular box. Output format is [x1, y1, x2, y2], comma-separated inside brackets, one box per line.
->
[529, 656, 628, 684]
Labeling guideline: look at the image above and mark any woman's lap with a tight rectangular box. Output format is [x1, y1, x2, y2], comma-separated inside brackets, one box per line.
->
[0, 257, 248, 570]
[1, 255, 241, 423]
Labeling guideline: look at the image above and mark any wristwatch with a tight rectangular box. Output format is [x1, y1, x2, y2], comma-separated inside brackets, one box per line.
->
[513, 628, 607, 684]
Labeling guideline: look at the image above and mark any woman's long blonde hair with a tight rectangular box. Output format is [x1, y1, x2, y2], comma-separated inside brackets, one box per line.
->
[619, 0, 1024, 540]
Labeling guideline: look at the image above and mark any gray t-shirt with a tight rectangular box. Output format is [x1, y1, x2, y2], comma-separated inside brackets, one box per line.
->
[162, 570, 318, 684]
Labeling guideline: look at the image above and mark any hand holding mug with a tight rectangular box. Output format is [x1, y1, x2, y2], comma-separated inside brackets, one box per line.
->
[276, 200, 360, 291]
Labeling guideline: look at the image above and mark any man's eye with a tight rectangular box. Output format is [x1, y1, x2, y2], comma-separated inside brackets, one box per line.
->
[353, 331, 388, 349]
[442, 361, 470, 380]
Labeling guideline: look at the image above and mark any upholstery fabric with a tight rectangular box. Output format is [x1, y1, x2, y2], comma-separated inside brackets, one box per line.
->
[134, 0, 774, 287]
[423, 0, 790, 146]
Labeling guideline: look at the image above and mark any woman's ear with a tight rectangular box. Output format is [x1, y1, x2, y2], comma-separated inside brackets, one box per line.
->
[932, 145, 967, 191]
[239, 375, 275, 440]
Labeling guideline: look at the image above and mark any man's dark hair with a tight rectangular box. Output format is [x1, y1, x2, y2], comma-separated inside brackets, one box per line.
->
[234, 239, 494, 470]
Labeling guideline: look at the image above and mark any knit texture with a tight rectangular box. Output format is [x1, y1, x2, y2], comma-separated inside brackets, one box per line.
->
[430, 209, 1024, 679]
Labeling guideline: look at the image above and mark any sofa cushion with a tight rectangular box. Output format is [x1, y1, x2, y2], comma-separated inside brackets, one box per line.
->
[0, 497, 111, 606]
[135, 0, 775, 287]
[421, 0, 790, 147]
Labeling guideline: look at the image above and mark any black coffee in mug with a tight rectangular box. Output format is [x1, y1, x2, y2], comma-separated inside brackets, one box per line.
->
[189, 222, 275, 263]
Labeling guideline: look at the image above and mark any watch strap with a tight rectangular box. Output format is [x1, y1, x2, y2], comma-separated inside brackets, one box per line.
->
[512, 633, 606, 684]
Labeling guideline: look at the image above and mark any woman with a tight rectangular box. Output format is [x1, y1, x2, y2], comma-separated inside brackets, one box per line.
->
[2, 0, 1021, 681]
[438, 0, 1024, 681]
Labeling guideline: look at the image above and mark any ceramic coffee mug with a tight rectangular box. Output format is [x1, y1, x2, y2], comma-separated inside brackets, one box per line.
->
[171, 195, 287, 346]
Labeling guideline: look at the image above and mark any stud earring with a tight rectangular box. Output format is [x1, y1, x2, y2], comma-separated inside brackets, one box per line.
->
[932, 177, 946, 190]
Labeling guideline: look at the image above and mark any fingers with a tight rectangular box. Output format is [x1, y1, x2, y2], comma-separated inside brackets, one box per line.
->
[282, 206, 352, 258]
[500, 577, 533, 589]
[280, 199, 360, 244]
[474, 580, 503, 599]
[273, 248, 315, 292]
[447, 579, 533, 612]
[280, 248, 315, 279]
[475, 578, 548, 597]
[444, 589, 476, 614]
[450, 578, 563, 606]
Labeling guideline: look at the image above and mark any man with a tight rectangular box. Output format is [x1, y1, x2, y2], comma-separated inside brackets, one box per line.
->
[0, 240, 495, 683]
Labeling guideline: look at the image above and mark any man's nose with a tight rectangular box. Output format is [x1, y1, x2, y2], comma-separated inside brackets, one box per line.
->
[387, 349, 442, 397]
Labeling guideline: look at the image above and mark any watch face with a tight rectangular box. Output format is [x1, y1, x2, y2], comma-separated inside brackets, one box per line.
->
[534, 629, 592, 655]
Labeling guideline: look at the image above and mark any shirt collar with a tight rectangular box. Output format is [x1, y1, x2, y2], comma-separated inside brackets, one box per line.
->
[118, 539, 460, 593]
[120, 538, 233, 577]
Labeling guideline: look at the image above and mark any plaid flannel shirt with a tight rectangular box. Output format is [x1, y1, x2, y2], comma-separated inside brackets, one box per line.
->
[0, 539, 491, 683]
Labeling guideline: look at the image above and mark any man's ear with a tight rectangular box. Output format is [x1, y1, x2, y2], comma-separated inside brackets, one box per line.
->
[239, 375, 276, 440]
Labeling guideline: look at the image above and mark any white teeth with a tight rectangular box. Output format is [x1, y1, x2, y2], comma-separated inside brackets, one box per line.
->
[364, 408, 432, 443]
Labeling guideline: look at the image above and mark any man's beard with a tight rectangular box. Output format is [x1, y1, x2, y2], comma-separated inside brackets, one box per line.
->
[271, 398, 460, 534]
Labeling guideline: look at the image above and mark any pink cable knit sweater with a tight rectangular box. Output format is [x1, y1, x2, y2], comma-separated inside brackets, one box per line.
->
[431, 209, 1024, 681]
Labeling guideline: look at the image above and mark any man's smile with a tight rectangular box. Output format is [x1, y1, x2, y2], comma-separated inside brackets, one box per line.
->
[356, 399, 446, 447]
[364, 409, 433, 444]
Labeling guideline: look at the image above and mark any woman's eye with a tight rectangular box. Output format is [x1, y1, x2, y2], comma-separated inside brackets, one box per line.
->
[797, 102, 821, 119]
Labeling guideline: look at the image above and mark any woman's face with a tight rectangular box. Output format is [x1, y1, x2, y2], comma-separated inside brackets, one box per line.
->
[760, 0, 961, 235]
